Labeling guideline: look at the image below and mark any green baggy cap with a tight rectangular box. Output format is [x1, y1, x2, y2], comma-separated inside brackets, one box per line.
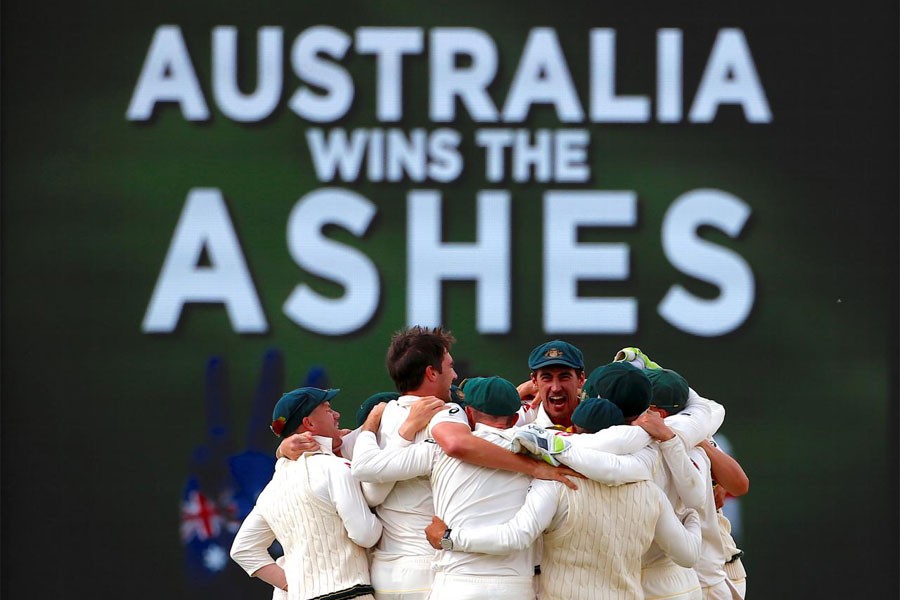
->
[271, 387, 340, 439]
[584, 362, 651, 419]
[459, 376, 521, 416]
[528, 340, 585, 371]
[572, 397, 625, 433]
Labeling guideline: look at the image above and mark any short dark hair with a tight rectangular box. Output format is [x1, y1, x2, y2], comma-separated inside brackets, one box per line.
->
[386, 326, 456, 393]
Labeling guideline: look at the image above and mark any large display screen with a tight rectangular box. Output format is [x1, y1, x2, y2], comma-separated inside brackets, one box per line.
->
[2, 1, 897, 598]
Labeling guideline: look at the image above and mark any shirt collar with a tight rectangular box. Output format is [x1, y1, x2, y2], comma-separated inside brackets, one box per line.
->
[397, 394, 424, 407]
[313, 435, 336, 455]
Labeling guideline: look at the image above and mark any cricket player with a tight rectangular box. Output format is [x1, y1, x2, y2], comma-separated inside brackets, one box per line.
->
[428, 396, 703, 600]
[606, 352, 745, 600]
[521, 340, 586, 431]
[230, 387, 382, 600]
[354, 377, 544, 598]
[355, 326, 581, 600]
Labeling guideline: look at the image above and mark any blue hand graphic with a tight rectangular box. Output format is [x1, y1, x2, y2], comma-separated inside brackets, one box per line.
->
[180, 349, 288, 583]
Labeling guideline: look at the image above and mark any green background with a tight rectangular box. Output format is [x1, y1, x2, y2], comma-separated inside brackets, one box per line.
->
[2, 1, 897, 598]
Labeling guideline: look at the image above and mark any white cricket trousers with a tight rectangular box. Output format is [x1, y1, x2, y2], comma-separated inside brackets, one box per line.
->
[427, 573, 535, 600]
[642, 562, 702, 600]
[371, 555, 434, 600]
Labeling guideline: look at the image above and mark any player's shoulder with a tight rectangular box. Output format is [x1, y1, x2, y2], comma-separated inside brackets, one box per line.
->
[306, 451, 353, 470]
[428, 402, 468, 426]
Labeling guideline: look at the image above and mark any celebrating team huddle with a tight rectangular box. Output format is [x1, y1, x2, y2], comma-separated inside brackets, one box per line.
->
[230, 326, 749, 600]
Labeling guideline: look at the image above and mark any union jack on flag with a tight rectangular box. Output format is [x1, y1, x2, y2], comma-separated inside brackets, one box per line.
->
[180, 481, 224, 542]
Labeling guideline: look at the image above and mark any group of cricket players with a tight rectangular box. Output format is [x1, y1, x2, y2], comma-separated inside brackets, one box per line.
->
[229, 326, 750, 600]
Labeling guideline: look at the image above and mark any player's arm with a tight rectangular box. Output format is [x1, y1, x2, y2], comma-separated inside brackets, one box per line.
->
[350, 403, 437, 484]
[430, 479, 561, 554]
[557, 442, 653, 485]
[566, 424, 652, 454]
[230, 508, 286, 591]
[250, 564, 288, 594]
[652, 486, 702, 568]
[397, 395, 448, 441]
[275, 431, 319, 460]
[328, 459, 384, 548]
[431, 421, 583, 490]
[658, 436, 705, 509]
[636, 411, 706, 509]
[698, 438, 749, 497]
[350, 431, 437, 483]
[665, 388, 726, 448]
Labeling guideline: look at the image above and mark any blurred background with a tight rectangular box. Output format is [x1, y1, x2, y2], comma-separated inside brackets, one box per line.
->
[2, 1, 897, 598]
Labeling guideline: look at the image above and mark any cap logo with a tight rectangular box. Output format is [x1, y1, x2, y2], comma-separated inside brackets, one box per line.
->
[270, 416, 287, 437]
[545, 348, 564, 359]
[455, 379, 467, 401]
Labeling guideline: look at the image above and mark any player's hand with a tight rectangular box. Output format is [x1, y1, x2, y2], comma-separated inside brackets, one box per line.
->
[517, 379, 539, 404]
[277, 431, 318, 460]
[633, 410, 676, 442]
[425, 516, 449, 549]
[361, 402, 388, 433]
[398, 396, 448, 441]
[182, 349, 286, 583]
[713, 482, 728, 509]
[680, 508, 700, 528]
[531, 462, 585, 490]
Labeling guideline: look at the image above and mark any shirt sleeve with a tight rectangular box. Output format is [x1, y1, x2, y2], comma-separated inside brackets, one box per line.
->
[326, 457, 384, 548]
[665, 388, 725, 448]
[452, 479, 560, 554]
[652, 485, 702, 568]
[559, 444, 654, 485]
[567, 424, 652, 454]
[514, 404, 537, 427]
[657, 436, 706, 510]
[361, 480, 395, 508]
[338, 427, 361, 460]
[230, 507, 277, 577]
[426, 402, 469, 436]
[350, 430, 437, 483]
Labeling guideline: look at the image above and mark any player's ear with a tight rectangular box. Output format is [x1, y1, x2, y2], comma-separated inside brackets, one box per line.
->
[650, 406, 669, 419]
[464, 406, 477, 427]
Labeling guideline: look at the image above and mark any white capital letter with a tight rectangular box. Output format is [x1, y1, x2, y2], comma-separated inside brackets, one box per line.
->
[543, 191, 637, 333]
[212, 26, 283, 122]
[407, 190, 510, 333]
[658, 189, 755, 336]
[142, 188, 266, 333]
[284, 188, 379, 335]
[356, 27, 424, 122]
[503, 28, 584, 123]
[430, 28, 499, 122]
[126, 25, 209, 121]
[590, 29, 650, 123]
[657, 29, 683, 123]
[689, 29, 772, 123]
[289, 26, 354, 122]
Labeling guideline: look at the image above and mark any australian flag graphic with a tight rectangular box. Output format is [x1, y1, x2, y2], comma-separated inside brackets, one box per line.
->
[180, 349, 328, 587]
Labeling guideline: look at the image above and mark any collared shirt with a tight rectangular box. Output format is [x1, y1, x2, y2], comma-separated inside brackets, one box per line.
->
[690, 440, 731, 588]
[361, 396, 468, 559]
[230, 436, 382, 576]
[452, 478, 700, 569]
[664, 388, 726, 448]
[431, 424, 535, 576]
[353, 423, 538, 576]
[531, 403, 566, 430]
